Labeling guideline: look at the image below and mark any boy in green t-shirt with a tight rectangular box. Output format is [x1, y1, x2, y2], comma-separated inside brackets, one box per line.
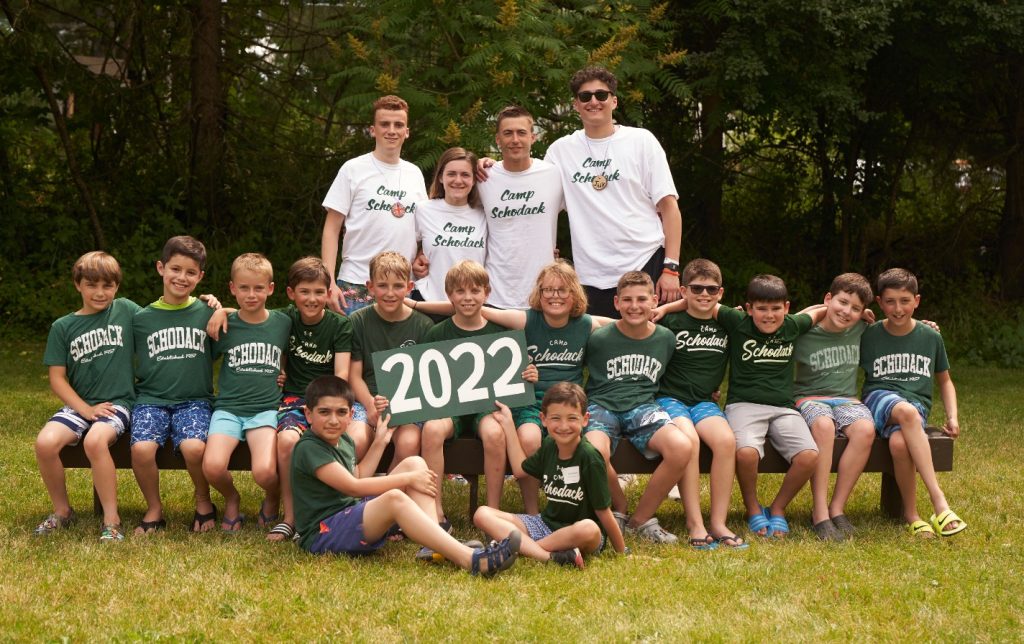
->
[860, 268, 966, 538]
[203, 253, 290, 532]
[654, 258, 746, 549]
[792, 273, 876, 541]
[348, 251, 434, 475]
[131, 236, 220, 535]
[422, 260, 517, 524]
[716, 275, 826, 538]
[291, 375, 520, 577]
[35, 252, 140, 541]
[210, 256, 362, 541]
[473, 382, 627, 567]
[584, 271, 692, 544]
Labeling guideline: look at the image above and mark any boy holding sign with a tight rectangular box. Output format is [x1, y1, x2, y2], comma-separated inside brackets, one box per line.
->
[421, 261, 532, 525]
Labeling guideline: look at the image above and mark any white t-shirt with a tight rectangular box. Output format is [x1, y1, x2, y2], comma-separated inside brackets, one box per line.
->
[544, 126, 678, 289]
[414, 199, 487, 302]
[322, 153, 428, 284]
[477, 159, 564, 309]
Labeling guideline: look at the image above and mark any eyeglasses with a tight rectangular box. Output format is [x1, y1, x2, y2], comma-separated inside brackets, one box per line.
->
[576, 90, 613, 103]
[541, 287, 570, 297]
[687, 284, 721, 295]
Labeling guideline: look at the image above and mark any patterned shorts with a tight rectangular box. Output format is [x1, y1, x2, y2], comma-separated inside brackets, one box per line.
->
[863, 390, 928, 439]
[656, 397, 726, 426]
[337, 280, 373, 316]
[277, 395, 368, 433]
[515, 513, 553, 542]
[584, 402, 673, 459]
[49, 405, 130, 443]
[131, 400, 212, 449]
[796, 398, 872, 436]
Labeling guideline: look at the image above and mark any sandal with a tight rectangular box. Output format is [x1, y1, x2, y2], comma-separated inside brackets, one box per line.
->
[634, 517, 679, 544]
[712, 533, 750, 550]
[689, 534, 718, 551]
[34, 509, 77, 536]
[257, 501, 279, 529]
[100, 523, 125, 542]
[267, 522, 295, 542]
[135, 517, 167, 535]
[930, 509, 967, 537]
[191, 504, 218, 533]
[747, 507, 773, 538]
[908, 519, 935, 538]
[767, 512, 790, 538]
[470, 530, 521, 577]
[221, 514, 245, 533]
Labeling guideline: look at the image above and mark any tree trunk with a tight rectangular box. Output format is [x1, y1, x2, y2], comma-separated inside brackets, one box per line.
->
[189, 0, 226, 230]
[1000, 144, 1024, 299]
[696, 90, 725, 250]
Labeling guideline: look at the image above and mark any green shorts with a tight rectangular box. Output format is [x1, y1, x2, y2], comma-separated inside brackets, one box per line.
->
[454, 412, 492, 439]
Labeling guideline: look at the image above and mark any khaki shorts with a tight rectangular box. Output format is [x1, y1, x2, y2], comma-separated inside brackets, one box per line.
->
[725, 402, 817, 462]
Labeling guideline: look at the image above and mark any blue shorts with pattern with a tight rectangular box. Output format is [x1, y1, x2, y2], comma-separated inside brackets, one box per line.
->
[307, 499, 387, 555]
[130, 400, 212, 449]
[656, 397, 725, 427]
[864, 390, 928, 439]
[277, 395, 368, 433]
[49, 405, 130, 444]
[584, 402, 673, 459]
[516, 513, 553, 542]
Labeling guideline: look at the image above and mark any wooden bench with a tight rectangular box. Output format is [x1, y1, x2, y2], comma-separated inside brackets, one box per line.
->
[60, 430, 953, 519]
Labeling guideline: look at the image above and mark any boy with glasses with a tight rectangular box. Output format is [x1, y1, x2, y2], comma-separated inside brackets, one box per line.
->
[544, 67, 683, 317]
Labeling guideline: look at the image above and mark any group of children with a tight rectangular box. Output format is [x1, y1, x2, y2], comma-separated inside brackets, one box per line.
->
[35, 232, 965, 577]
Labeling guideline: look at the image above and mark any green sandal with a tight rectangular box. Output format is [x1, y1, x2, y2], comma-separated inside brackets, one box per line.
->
[929, 509, 967, 537]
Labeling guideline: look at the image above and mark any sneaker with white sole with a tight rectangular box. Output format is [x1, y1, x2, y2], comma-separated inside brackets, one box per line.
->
[633, 517, 678, 544]
[612, 511, 629, 536]
[34, 509, 77, 536]
[549, 547, 585, 569]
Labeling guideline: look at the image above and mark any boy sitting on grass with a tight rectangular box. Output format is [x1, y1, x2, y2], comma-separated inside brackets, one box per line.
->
[860, 268, 966, 538]
[292, 375, 521, 576]
[35, 251, 140, 541]
[474, 383, 627, 568]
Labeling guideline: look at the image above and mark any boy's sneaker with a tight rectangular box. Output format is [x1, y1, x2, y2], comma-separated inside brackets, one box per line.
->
[99, 524, 125, 542]
[634, 517, 679, 544]
[446, 474, 469, 485]
[34, 509, 77, 536]
[470, 530, 521, 577]
[549, 548, 585, 569]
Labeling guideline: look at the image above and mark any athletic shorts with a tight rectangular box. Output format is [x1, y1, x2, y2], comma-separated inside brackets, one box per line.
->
[277, 395, 368, 433]
[725, 402, 817, 462]
[863, 390, 928, 439]
[49, 405, 130, 444]
[584, 402, 673, 459]
[795, 398, 872, 437]
[208, 409, 279, 441]
[656, 397, 725, 426]
[337, 280, 373, 316]
[130, 400, 212, 449]
[516, 513, 553, 542]
[307, 500, 387, 555]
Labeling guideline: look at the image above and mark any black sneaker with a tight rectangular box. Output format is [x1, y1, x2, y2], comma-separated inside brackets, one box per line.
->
[549, 547, 585, 569]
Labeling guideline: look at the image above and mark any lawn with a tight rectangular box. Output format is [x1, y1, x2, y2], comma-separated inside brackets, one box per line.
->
[1, 339, 1021, 641]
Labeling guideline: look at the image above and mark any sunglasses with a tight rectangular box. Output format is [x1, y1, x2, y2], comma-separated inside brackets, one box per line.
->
[576, 90, 613, 103]
[687, 284, 721, 295]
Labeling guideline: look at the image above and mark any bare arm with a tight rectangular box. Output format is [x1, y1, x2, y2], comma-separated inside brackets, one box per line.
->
[652, 297, 689, 321]
[481, 307, 528, 329]
[321, 208, 347, 314]
[316, 457, 436, 498]
[348, 360, 378, 426]
[655, 194, 682, 304]
[48, 366, 112, 420]
[355, 412, 394, 477]
[936, 370, 959, 438]
[590, 315, 616, 330]
[406, 298, 454, 316]
[595, 507, 627, 553]
[206, 307, 236, 340]
[333, 351, 351, 381]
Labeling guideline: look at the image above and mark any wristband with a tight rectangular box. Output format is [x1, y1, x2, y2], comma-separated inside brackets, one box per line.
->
[662, 268, 680, 277]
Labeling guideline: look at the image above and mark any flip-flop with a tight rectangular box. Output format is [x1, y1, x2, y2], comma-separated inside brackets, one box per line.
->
[221, 514, 245, 533]
[689, 535, 718, 551]
[930, 509, 967, 537]
[747, 506, 773, 538]
[712, 533, 750, 550]
[191, 504, 218, 533]
[257, 501, 279, 529]
[135, 518, 167, 535]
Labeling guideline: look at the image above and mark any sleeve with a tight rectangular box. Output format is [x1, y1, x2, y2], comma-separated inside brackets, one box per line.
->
[42, 319, 67, 367]
[295, 437, 337, 475]
[322, 161, 355, 214]
[715, 305, 744, 331]
[333, 314, 353, 352]
[119, 298, 143, 315]
[792, 312, 814, 335]
[581, 448, 612, 510]
[423, 322, 442, 343]
[641, 129, 678, 204]
[521, 441, 545, 479]
[416, 313, 436, 341]
[350, 314, 365, 361]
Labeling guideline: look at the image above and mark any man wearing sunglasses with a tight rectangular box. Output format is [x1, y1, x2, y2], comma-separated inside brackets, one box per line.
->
[544, 67, 683, 318]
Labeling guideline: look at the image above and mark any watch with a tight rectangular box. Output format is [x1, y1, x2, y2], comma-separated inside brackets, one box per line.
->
[662, 259, 680, 273]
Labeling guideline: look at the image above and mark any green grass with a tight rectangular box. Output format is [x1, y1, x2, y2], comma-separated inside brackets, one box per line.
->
[2, 339, 1021, 641]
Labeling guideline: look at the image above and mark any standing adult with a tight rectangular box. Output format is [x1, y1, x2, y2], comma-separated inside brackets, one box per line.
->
[476, 106, 564, 309]
[321, 95, 428, 315]
[544, 67, 682, 317]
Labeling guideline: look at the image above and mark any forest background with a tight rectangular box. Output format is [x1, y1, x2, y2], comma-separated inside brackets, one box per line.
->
[1, 0, 1022, 366]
